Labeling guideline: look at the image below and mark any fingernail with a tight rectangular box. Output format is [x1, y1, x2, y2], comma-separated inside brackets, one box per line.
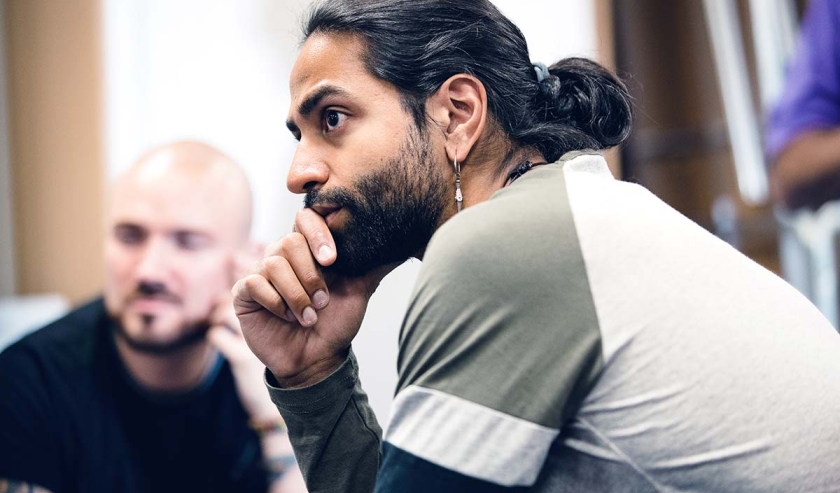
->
[312, 290, 329, 309]
[302, 306, 317, 326]
[285, 308, 295, 321]
[318, 245, 333, 262]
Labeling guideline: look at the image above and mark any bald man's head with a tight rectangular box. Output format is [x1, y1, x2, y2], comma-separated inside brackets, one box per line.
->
[112, 141, 253, 244]
[104, 141, 255, 354]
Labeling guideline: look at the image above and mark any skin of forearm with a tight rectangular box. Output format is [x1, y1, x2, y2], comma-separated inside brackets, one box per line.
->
[261, 430, 306, 492]
[0, 480, 51, 493]
[771, 128, 840, 209]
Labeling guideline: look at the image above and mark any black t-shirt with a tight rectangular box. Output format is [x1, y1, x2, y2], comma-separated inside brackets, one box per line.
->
[0, 298, 269, 493]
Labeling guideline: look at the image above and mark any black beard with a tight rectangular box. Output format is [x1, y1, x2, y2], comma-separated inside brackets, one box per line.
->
[111, 315, 210, 356]
[304, 125, 447, 277]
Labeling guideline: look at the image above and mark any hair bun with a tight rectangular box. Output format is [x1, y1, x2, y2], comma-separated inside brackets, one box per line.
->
[535, 57, 632, 149]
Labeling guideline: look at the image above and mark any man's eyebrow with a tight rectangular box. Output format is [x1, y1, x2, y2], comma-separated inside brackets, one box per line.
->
[113, 221, 144, 231]
[286, 85, 350, 133]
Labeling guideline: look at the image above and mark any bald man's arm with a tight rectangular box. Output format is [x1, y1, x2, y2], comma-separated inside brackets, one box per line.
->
[0, 479, 53, 493]
[205, 297, 308, 493]
[260, 431, 308, 493]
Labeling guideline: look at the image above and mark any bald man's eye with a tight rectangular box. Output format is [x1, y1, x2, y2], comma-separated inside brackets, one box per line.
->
[114, 224, 146, 246]
[174, 232, 212, 251]
[323, 109, 347, 133]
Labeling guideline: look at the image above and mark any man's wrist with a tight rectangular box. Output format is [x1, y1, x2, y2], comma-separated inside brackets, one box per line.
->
[265, 453, 298, 484]
[249, 415, 287, 436]
[270, 351, 349, 389]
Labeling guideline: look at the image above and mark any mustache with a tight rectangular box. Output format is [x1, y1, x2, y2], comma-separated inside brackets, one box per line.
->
[127, 281, 182, 304]
[304, 186, 362, 212]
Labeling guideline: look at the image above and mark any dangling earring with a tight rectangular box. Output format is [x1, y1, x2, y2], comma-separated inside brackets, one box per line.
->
[453, 157, 463, 212]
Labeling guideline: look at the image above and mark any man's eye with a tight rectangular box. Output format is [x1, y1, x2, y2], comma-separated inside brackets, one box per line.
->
[324, 110, 346, 132]
[175, 232, 211, 251]
[114, 225, 146, 245]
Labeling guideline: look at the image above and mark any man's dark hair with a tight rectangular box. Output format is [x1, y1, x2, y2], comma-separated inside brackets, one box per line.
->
[303, 0, 632, 167]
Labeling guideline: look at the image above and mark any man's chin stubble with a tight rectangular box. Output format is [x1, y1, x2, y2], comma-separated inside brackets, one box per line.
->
[111, 314, 212, 356]
[304, 123, 446, 277]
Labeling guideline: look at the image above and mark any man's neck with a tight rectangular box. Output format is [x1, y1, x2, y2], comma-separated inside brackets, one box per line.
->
[114, 335, 218, 393]
[459, 150, 548, 209]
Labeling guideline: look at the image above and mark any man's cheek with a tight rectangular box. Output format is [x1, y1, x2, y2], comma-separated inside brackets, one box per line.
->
[186, 275, 228, 319]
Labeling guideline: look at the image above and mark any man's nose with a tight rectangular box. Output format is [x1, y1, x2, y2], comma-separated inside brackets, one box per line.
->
[135, 237, 170, 282]
[287, 145, 330, 194]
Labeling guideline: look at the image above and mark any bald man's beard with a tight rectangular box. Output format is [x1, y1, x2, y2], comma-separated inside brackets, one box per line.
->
[112, 316, 211, 355]
[305, 125, 447, 277]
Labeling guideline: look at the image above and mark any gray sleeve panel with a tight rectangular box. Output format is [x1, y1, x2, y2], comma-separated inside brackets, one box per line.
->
[397, 163, 603, 429]
[266, 351, 381, 493]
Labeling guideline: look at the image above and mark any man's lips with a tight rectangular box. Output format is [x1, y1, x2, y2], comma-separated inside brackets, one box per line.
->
[129, 296, 179, 312]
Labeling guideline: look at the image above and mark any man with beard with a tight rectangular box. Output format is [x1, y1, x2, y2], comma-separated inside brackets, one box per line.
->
[0, 142, 306, 493]
[234, 1, 840, 492]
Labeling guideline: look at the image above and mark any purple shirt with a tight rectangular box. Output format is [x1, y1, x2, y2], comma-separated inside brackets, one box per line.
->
[766, 0, 840, 162]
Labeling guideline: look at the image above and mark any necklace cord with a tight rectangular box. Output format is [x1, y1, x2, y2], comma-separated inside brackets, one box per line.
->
[506, 160, 549, 186]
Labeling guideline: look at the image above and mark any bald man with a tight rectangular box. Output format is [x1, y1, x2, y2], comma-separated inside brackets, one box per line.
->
[0, 142, 306, 493]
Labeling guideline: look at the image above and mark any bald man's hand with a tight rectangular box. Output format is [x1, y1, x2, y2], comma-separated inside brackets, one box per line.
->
[232, 209, 394, 388]
[207, 293, 281, 421]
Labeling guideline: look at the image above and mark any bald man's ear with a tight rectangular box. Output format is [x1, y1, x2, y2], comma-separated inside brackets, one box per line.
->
[426, 74, 488, 165]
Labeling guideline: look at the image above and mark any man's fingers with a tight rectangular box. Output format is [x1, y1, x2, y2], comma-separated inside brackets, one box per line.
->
[260, 256, 319, 327]
[287, 233, 330, 308]
[207, 324, 238, 355]
[210, 291, 242, 331]
[244, 216, 335, 329]
[234, 274, 296, 322]
[207, 325, 255, 366]
[295, 208, 337, 266]
[262, 233, 331, 311]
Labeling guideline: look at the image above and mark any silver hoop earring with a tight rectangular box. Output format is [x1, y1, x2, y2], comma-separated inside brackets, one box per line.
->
[453, 157, 463, 212]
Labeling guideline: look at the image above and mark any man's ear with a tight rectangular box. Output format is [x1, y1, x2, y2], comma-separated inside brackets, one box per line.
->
[426, 74, 489, 165]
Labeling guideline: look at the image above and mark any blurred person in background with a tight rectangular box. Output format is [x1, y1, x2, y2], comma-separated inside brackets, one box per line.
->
[234, 0, 840, 492]
[0, 141, 306, 493]
[766, 0, 840, 210]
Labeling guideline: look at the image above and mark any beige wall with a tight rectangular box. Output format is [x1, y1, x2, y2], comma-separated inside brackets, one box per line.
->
[0, 0, 15, 296]
[6, 0, 104, 304]
[595, 0, 622, 179]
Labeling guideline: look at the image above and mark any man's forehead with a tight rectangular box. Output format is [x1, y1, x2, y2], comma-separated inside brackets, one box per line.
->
[289, 33, 368, 105]
[110, 184, 210, 226]
[110, 171, 234, 234]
